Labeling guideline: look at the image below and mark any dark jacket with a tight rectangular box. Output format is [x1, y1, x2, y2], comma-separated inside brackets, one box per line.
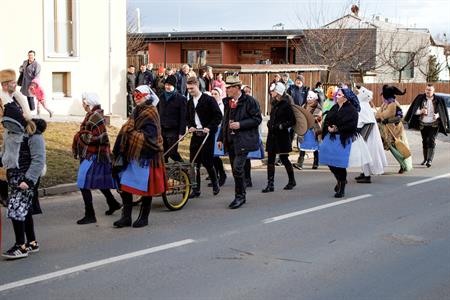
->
[323, 101, 358, 147]
[126, 72, 136, 94]
[186, 93, 222, 134]
[135, 70, 153, 87]
[218, 93, 262, 154]
[157, 92, 187, 135]
[266, 95, 296, 154]
[404, 93, 449, 135]
[287, 85, 309, 106]
[176, 71, 188, 97]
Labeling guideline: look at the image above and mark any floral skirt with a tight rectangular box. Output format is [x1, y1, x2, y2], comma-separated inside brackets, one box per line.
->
[7, 170, 35, 221]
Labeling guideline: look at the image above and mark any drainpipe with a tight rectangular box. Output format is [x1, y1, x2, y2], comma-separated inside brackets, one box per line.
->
[108, 0, 112, 114]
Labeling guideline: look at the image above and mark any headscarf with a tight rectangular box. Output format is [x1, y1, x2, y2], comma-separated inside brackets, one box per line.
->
[135, 85, 159, 107]
[356, 86, 376, 127]
[82, 92, 100, 109]
[341, 88, 360, 112]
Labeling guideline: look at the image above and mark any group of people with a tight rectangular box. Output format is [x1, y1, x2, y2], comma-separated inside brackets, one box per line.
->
[1, 64, 449, 260]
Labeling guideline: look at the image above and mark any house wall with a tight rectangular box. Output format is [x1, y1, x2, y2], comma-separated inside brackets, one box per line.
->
[0, 0, 127, 117]
[221, 42, 239, 64]
[148, 43, 182, 64]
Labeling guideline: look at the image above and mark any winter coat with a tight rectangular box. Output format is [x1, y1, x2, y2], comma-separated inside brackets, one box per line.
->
[266, 95, 296, 154]
[404, 93, 449, 135]
[186, 93, 222, 135]
[158, 92, 187, 135]
[176, 71, 188, 97]
[322, 101, 358, 147]
[218, 93, 262, 154]
[20, 60, 41, 97]
[287, 85, 309, 106]
[127, 72, 136, 94]
[135, 70, 153, 87]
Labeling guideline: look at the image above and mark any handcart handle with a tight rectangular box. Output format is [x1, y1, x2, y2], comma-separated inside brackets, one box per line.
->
[163, 131, 189, 157]
[191, 130, 210, 164]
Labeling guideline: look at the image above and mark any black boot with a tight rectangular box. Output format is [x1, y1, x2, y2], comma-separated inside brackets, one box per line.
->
[245, 177, 253, 188]
[132, 197, 152, 228]
[189, 167, 201, 198]
[420, 147, 427, 165]
[334, 180, 348, 192]
[293, 151, 305, 170]
[283, 164, 296, 190]
[207, 167, 220, 195]
[229, 177, 246, 209]
[77, 203, 96, 224]
[113, 193, 132, 228]
[354, 173, 365, 181]
[334, 180, 346, 198]
[312, 151, 319, 169]
[262, 164, 275, 193]
[426, 147, 434, 168]
[104, 191, 122, 215]
[356, 176, 371, 183]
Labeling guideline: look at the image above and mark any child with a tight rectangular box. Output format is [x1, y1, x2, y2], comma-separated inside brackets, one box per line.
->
[28, 78, 53, 117]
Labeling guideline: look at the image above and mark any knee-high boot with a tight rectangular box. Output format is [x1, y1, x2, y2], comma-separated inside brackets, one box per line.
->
[334, 180, 346, 198]
[283, 164, 296, 190]
[132, 197, 152, 228]
[77, 189, 96, 225]
[262, 164, 275, 193]
[113, 192, 133, 228]
[312, 150, 319, 169]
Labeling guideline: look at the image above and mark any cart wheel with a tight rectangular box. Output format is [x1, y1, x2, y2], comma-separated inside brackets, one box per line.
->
[162, 168, 191, 211]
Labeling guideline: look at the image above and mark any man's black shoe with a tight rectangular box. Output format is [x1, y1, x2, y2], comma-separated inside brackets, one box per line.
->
[356, 176, 371, 183]
[228, 197, 246, 209]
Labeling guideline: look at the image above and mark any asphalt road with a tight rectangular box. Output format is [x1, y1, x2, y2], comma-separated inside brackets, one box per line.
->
[1, 130, 449, 300]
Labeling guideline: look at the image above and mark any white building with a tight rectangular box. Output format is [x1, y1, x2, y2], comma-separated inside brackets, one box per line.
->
[0, 0, 127, 117]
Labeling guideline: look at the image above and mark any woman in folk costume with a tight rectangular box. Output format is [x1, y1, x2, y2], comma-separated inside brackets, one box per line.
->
[72, 93, 122, 225]
[112, 85, 166, 228]
[319, 88, 371, 198]
[354, 86, 388, 183]
[262, 82, 296, 193]
[376, 85, 413, 174]
[297, 90, 322, 169]
[211, 87, 227, 187]
[1, 81, 46, 259]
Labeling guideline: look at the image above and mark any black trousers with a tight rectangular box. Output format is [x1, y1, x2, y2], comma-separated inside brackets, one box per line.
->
[244, 159, 251, 182]
[80, 189, 116, 205]
[163, 129, 183, 163]
[127, 93, 134, 117]
[190, 132, 217, 191]
[228, 142, 249, 197]
[213, 157, 226, 177]
[267, 152, 292, 167]
[420, 125, 439, 149]
[27, 96, 35, 111]
[12, 213, 36, 245]
[329, 166, 347, 181]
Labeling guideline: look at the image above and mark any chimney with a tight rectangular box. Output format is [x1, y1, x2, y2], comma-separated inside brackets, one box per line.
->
[351, 4, 360, 16]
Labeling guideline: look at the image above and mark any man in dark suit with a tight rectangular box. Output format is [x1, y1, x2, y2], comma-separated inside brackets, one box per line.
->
[186, 77, 223, 198]
[135, 64, 153, 87]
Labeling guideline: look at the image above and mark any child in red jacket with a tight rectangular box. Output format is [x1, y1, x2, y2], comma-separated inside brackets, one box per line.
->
[28, 78, 53, 117]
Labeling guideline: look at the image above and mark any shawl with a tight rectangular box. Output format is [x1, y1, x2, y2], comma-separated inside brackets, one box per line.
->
[113, 100, 164, 167]
[72, 106, 111, 163]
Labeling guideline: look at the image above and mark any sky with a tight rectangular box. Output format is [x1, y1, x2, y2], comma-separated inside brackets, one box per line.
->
[127, 0, 450, 38]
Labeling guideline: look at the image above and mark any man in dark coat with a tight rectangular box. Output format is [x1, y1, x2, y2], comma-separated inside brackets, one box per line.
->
[176, 64, 190, 97]
[186, 77, 223, 198]
[19, 50, 41, 111]
[218, 75, 262, 209]
[126, 65, 136, 117]
[157, 75, 187, 163]
[404, 84, 450, 167]
[135, 64, 153, 87]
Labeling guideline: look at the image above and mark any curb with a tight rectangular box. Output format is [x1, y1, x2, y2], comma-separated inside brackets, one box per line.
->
[39, 183, 79, 197]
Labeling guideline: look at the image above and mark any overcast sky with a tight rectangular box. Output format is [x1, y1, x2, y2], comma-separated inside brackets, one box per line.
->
[128, 0, 450, 37]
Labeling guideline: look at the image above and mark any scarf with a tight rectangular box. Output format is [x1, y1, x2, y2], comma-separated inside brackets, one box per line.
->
[113, 100, 164, 167]
[72, 106, 111, 163]
[163, 90, 176, 101]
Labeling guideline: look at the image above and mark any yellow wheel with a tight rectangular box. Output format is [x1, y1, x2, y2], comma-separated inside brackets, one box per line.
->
[162, 169, 191, 211]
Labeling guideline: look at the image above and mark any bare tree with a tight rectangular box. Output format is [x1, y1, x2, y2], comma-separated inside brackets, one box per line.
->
[127, 7, 146, 58]
[377, 30, 430, 82]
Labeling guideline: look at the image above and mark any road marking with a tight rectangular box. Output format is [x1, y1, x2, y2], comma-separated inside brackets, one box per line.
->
[0, 239, 195, 293]
[263, 194, 373, 224]
[406, 173, 450, 187]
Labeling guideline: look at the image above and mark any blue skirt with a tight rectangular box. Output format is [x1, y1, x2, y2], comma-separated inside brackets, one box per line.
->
[319, 134, 352, 168]
[77, 159, 116, 189]
[299, 129, 319, 151]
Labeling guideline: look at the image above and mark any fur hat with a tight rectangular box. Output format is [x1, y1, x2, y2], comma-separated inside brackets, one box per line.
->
[0, 69, 16, 83]
[382, 85, 406, 99]
[164, 75, 177, 87]
[270, 82, 286, 96]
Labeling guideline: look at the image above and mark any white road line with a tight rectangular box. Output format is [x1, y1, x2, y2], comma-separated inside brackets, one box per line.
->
[0, 239, 196, 293]
[263, 194, 373, 224]
[406, 173, 450, 187]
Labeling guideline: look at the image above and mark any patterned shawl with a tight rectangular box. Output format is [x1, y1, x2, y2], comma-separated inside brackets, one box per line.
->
[72, 106, 111, 163]
[113, 100, 164, 167]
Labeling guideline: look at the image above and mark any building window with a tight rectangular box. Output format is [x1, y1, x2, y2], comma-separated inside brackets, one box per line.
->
[240, 50, 253, 56]
[52, 72, 71, 98]
[187, 50, 207, 65]
[394, 52, 414, 79]
[253, 50, 263, 56]
[44, 0, 79, 58]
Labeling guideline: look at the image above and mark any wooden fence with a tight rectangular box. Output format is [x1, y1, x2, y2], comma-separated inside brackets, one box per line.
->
[324, 83, 450, 107]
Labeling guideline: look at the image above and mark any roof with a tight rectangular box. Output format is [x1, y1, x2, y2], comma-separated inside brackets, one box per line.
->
[207, 64, 328, 73]
[139, 29, 303, 42]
